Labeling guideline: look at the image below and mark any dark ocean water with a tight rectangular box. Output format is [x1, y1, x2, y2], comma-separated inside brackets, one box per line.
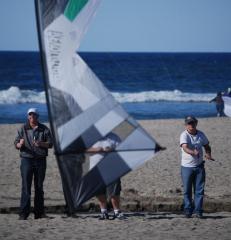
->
[0, 51, 231, 123]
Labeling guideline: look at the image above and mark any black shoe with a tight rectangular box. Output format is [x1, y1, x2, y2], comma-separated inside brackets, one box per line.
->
[34, 214, 49, 219]
[66, 213, 79, 218]
[19, 215, 27, 220]
[98, 212, 109, 220]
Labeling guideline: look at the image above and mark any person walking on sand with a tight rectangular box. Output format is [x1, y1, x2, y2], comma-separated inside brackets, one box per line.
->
[209, 92, 224, 117]
[14, 108, 53, 220]
[180, 116, 213, 218]
[87, 132, 126, 220]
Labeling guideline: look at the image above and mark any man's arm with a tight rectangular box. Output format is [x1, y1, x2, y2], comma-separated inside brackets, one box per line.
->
[14, 127, 25, 149]
[181, 143, 199, 157]
[86, 146, 104, 153]
[86, 146, 113, 153]
[203, 144, 213, 160]
[209, 97, 216, 103]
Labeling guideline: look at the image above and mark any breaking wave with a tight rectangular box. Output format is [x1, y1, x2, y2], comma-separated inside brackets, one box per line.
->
[112, 90, 215, 103]
[0, 86, 45, 104]
[0, 86, 215, 104]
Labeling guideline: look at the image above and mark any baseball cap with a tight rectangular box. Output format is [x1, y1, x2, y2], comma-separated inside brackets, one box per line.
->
[27, 108, 39, 116]
[185, 116, 198, 124]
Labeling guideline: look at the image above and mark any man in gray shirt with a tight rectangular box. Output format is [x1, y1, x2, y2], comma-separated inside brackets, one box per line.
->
[14, 108, 53, 220]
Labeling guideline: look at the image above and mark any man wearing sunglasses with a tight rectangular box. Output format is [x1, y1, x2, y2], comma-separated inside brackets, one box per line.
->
[14, 108, 53, 220]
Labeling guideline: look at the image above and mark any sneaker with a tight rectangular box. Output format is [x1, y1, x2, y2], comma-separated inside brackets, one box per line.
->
[195, 213, 203, 219]
[98, 212, 109, 220]
[184, 212, 192, 218]
[113, 212, 126, 220]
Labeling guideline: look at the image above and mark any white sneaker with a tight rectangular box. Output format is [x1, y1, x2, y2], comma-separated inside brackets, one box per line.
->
[113, 212, 126, 220]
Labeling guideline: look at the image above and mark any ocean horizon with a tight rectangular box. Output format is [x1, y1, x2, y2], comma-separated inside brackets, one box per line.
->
[0, 51, 231, 124]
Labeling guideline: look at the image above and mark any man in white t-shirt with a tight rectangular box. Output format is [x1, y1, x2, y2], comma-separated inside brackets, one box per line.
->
[87, 133, 126, 220]
[180, 116, 213, 218]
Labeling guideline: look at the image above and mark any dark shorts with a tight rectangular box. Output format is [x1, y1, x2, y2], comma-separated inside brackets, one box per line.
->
[96, 179, 121, 197]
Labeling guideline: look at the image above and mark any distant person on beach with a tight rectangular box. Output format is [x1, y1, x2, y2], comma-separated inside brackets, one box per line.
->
[209, 92, 224, 117]
[180, 116, 213, 218]
[14, 108, 53, 220]
[223, 87, 231, 97]
[87, 132, 126, 220]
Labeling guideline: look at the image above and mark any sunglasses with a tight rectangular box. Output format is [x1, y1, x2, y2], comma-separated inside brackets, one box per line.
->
[187, 122, 196, 126]
[28, 112, 38, 116]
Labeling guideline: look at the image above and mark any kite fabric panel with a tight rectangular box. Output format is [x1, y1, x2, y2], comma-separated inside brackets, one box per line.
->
[223, 96, 231, 117]
[35, 0, 162, 212]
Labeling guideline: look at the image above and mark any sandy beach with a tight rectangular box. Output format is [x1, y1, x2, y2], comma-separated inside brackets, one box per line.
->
[0, 212, 231, 240]
[0, 117, 231, 239]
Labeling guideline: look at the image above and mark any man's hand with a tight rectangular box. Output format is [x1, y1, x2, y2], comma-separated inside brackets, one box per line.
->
[104, 147, 112, 152]
[33, 140, 40, 147]
[17, 139, 25, 149]
[182, 144, 199, 157]
[192, 149, 199, 157]
[205, 153, 215, 161]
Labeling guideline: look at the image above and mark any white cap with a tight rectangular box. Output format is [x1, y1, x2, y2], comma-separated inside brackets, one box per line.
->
[27, 108, 39, 116]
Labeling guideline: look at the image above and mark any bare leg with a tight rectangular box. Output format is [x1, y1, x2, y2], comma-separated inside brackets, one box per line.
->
[96, 194, 107, 209]
[96, 194, 109, 220]
[110, 195, 126, 219]
[111, 195, 120, 210]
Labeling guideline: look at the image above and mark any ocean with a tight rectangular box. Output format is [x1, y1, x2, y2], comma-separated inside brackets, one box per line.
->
[0, 51, 231, 124]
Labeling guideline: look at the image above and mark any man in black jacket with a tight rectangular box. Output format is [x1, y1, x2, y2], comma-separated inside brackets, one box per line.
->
[14, 108, 53, 220]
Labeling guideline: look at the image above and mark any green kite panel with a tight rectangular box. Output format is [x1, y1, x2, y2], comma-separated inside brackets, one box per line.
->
[64, 0, 88, 21]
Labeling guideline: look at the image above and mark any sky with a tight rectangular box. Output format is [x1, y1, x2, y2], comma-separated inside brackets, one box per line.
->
[0, 0, 231, 52]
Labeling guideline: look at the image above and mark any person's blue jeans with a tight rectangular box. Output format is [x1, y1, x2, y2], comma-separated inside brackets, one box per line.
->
[181, 164, 205, 215]
[20, 157, 46, 218]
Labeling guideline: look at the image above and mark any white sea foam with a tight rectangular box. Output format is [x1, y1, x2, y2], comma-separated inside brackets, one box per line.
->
[0, 87, 215, 104]
[112, 90, 215, 103]
[0, 86, 45, 104]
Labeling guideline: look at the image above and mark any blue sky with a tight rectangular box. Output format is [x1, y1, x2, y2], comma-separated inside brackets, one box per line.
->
[0, 0, 231, 52]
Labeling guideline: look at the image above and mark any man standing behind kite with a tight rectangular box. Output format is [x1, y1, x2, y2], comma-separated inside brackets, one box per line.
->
[87, 133, 126, 220]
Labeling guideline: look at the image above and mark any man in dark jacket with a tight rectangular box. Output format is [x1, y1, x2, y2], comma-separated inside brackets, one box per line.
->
[14, 108, 53, 220]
